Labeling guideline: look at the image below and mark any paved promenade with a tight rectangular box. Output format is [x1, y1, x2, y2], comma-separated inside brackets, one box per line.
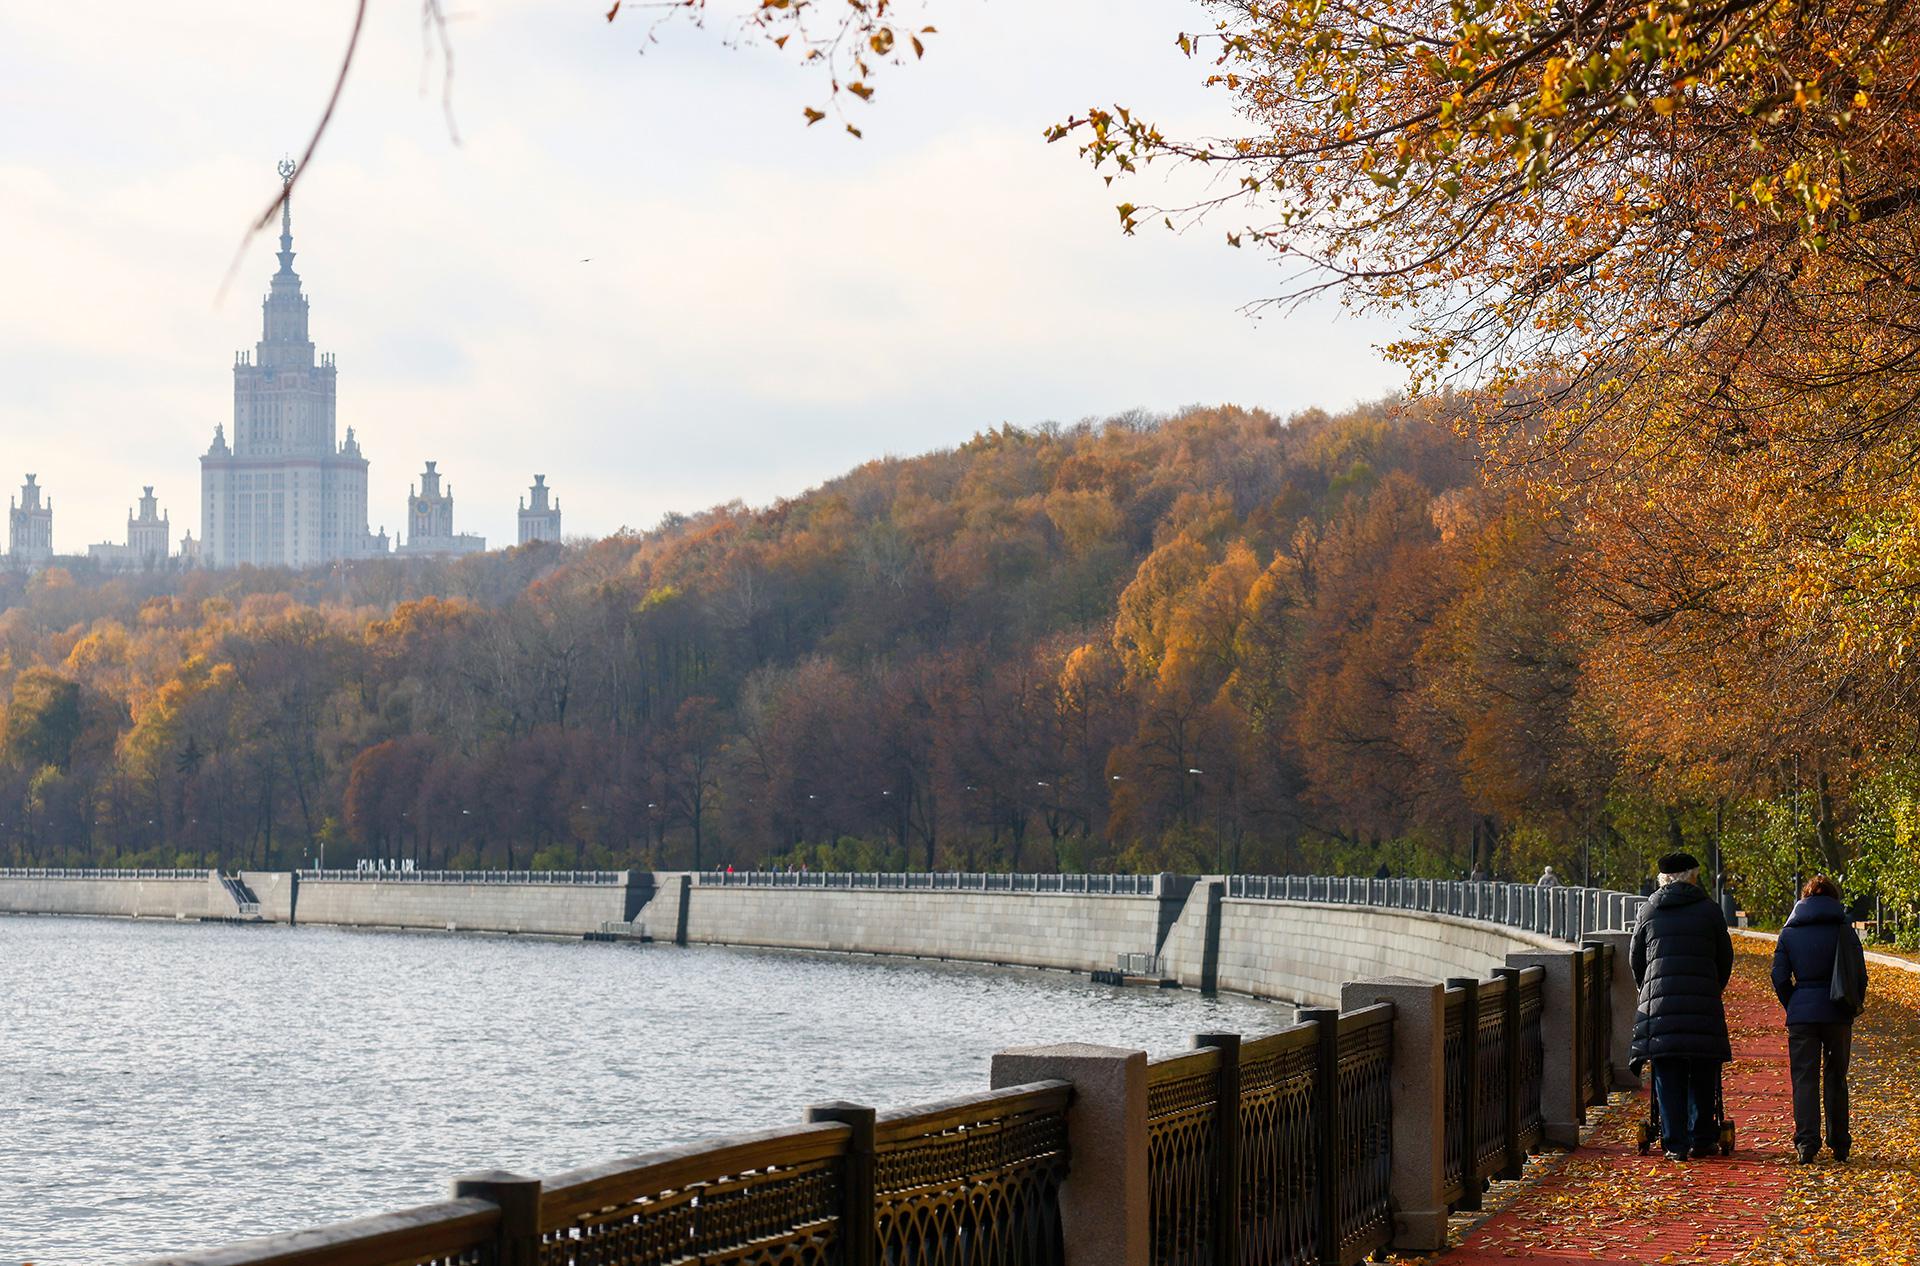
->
[1413, 940, 1920, 1265]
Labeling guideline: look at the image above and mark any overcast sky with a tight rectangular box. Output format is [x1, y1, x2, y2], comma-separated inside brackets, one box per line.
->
[0, 2, 1403, 551]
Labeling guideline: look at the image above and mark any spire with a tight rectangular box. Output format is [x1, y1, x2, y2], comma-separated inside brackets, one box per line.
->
[275, 157, 297, 276]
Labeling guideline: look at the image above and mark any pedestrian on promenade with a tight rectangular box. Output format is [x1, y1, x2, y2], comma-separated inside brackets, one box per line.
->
[1771, 874, 1868, 1164]
[1629, 850, 1734, 1161]
[1536, 865, 1561, 887]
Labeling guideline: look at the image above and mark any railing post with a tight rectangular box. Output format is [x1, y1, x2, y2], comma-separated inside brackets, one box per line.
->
[1492, 967, 1524, 1180]
[1342, 978, 1445, 1250]
[806, 1101, 877, 1266]
[1195, 1033, 1242, 1266]
[1504, 948, 1583, 1146]
[1447, 977, 1483, 1211]
[1301, 1007, 1343, 1266]
[452, 1171, 541, 1266]
[992, 1043, 1148, 1266]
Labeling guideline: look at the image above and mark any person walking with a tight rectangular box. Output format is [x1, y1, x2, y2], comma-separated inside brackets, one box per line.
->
[1537, 865, 1561, 887]
[1771, 875, 1867, 1163]
[1629, 851, 1734, 1161]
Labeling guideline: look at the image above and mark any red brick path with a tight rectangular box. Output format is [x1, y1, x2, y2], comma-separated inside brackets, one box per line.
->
[1441, 952, 1797, 1264]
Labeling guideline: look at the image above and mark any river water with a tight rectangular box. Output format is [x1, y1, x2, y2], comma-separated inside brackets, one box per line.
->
[1, 915, 1285, 1265]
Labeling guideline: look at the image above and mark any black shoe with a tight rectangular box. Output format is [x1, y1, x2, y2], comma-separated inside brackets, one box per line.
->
[1795, 1146, 1818, 1164]
[1690, 1144, 1717, 1160]
[1832, 1148, 1849, 1164]
[1663, 1150, 1688, 1163]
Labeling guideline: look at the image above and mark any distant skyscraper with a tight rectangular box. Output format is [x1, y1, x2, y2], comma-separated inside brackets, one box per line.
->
[518, 475, 562, 544]
[397, 461, 486, 557]
[88, 486, 172, 569]
[200, 160, 382, 568]
[9, 475, 53, 566]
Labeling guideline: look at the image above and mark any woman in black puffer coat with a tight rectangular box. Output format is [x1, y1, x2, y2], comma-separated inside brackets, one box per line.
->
[1771, 875, 1867, 1163]
[1630, 851, 1734, 1160]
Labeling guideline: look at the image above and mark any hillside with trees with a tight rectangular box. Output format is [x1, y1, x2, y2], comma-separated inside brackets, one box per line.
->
[0, 400, 1912, 930]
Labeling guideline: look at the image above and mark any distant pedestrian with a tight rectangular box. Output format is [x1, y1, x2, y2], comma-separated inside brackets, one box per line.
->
[1536, 865, 1561, 887]
[1771, 875, 1867, 1164]
[1630, 851, 1734, 1161]
[1471, 864, 1489, 882]
[1374, 862, 1391, 880]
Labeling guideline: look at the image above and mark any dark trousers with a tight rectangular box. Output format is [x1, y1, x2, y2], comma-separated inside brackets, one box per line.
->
[1787, 1022, 1852, 1156]
[1650, 1056, 1722, 1153]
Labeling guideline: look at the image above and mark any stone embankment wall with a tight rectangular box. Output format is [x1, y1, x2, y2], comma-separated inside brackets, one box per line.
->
[289, 876, 638, 937]
[0, 872, 235, 920]
[0, 870, 1563, 1004]
[676, 883, 1178, 974]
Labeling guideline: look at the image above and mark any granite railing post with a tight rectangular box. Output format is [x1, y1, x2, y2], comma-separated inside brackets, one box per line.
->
[1584, 931, 1641, 1089]
[1194, 1032, 1242, 1266]
[1447, 976, 1483, 1212]
[991, 1043, 1148, 1266]
[1340, 978, 1448, 1251]
[1504, 949, 1584, 1146]
[805, 1101, 877, 1266]
[451, 1171, 541, 1266]
[1300, 1007, 1344, 1266]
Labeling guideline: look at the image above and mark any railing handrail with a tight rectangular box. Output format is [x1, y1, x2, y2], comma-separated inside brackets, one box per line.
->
[693, 869, 1161, 896]
[537, 1120, 850, 1229]
[0, 867, 214, 880]
[1223, 873, 1645, 943]
[296, 869, 627, 886]
[874, 1079, 1073, 1140]
[131, 1196, 500, 1266]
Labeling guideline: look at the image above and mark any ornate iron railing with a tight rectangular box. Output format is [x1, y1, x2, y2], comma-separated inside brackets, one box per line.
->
[1516, 968, 1546, 1150]
[1584, 944, 1613, 1108]
[1472, 975, 1511, 1185]
[299, 869, 628, 885]
[1223, 875, 1645, 943]
[1146, 1048, 1222, 1266]
[0, 867, 213, 879]
[874, 1083, 1070, 1266]
[1329, 1008, 1394, 1264]
[134, 1083, 1074, 1266]
[1236, 1027, 1317, 1266]
[536, 1124, 848, 1266]
[696, 871, 1164, 896]
[1440, 989, 1469, 1204]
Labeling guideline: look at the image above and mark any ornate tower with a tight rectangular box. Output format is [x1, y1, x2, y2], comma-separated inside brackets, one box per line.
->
[200, 159, 379, 568]
[9, 475, 53, 565]
[518, 474, 562, 544]
[128, 487, 170, 563]
[398, 461, 485, 557]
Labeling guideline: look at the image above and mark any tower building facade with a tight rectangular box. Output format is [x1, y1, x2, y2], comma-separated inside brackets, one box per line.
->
[397, 461, 485, 557]
[9, 475, 53, 566]
[200, 161, 383, 569]
[89, 486, 172, 569]
[518, 475, 562, 544]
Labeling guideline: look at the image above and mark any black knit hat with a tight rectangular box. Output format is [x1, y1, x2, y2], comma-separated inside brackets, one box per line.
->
[1658, 851, 1700, 874]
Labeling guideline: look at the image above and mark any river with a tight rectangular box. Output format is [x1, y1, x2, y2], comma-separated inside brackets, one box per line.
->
[1, 914, 1285, 1265]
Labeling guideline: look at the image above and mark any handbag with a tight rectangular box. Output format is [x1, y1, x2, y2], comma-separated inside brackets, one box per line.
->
[1829, 923, 1867, 1017]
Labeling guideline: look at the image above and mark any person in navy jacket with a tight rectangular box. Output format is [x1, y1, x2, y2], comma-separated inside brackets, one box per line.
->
[1771, 875, 1867, 1163]
[1630, 851, 1735, 1160]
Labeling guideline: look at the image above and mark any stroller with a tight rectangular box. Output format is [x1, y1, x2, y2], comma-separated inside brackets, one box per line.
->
[1634, 1069, 1736, 1156]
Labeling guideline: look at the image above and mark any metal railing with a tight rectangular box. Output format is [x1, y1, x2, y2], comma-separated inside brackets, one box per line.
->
[298, 870, 627, 886]
[696, 870, 1163, 895]
[140, 1081, 1075, 1266]
[0, 867, 213, 880]
[1223, 875, 1646, 943]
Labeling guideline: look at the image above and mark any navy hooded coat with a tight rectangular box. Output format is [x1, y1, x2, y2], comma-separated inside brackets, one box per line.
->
[1770, 895, 1865, 1026]
[1629, 880, 1734, 1069]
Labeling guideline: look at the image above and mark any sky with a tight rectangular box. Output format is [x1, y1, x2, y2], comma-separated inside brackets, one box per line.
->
[0, 2, 1404, 551]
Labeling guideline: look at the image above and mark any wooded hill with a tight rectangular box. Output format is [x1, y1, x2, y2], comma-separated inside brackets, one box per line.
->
[2, 401, 1910, 926]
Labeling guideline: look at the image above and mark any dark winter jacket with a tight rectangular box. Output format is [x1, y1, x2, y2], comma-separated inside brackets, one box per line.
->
[1771, 895, 1866, 1026]
[1629, 880, 1734, 1069]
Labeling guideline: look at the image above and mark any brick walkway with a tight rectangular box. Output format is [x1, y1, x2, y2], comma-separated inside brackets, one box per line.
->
[1439, 945, 1800, 1265]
